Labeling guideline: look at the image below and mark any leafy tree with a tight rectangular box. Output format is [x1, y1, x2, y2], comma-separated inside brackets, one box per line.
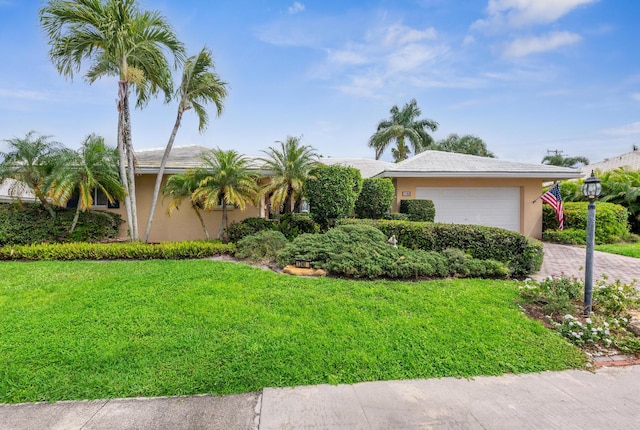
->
[260, 136, 319, 214]
[143, 47, 228, 242]
[192, 149, 260, 240]
[369, 99, 438, 162]
[162, 169, 211, 240]
[354, 178, 395, 219]
[40, 0, 186, 240]
[0, 131, 64, 218]
[542, 153, 589, 167]
[433, 134, 495, 158]
[306, 165, 363, 230]
[48, 134, 125, 233]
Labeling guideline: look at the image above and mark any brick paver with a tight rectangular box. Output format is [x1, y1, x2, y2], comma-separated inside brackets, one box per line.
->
[533, 243, 640, 286]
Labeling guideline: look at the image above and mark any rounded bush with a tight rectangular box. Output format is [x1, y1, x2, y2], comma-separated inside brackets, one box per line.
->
[225, 217, 274, 243]
[235, 230, 289, 261]
[543, 202, 628, 244]
[354, 178, 395, 219]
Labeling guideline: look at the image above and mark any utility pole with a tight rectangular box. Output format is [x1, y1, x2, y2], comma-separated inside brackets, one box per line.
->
[546, 149, 564, 156]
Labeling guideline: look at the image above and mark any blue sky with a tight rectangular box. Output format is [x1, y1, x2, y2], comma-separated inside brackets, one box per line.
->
[0, 0, 638, 164]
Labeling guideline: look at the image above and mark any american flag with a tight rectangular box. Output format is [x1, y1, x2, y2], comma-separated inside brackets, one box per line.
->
[541, 183, 564, 230]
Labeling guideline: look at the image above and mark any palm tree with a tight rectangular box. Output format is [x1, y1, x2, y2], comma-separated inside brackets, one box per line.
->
[260, 136, 318, 214]
[369, 99, 438, 162]
[162, 170, 211, 240]
[40, 0, 186, 240]
[542, 154, 589, 167]
[0, 131, 64, 218]
[143, 47, 229, 242]
[192, 149, 260, 240]
[48, 134, 125, 233]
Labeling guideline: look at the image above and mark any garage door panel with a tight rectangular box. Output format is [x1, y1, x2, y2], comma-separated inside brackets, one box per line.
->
[415, 187, 520, 232]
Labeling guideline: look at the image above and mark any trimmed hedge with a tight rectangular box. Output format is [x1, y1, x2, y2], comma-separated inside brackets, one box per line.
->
[542, 228, 586, 245]
[543, 202, 628, 244]
[399, 199, 436, 222]
[0, 241, 235, 261]
[235, 230, 289, 261]
[337, 219, 543, 277]
[0, 203, 122, 245]
[306, 165, 363, 229]
[354, 178, 395, 219]
[225, 214, 319, 243]
[276, 224, 509, 279]
[225, 217, 274, 243]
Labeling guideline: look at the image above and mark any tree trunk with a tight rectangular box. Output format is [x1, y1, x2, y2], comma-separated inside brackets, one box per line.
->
[117, 81, 134, 240]
[69, 206, 81, 233]
[34, 189, 56, 219]
[193, 206, 210, 240]
[217, 201, 227, 240]
[122, 84, 138, 240]
[143, 109, 184, 242]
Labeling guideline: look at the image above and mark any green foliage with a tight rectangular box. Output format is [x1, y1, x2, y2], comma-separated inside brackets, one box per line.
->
[550, 315, 616, 347]
[306, 165, 363, 230]
[0, 204, 121, 245]
[542, 228, 586, 245]
[0, 240, 234, 261]
[354, 178, 395, 219]
[0, 260, 586, 403]
[543, 202, 629, 244]
[276, 213, 320, 240]
[225, 217, 275, 243]
[519, 276, 582, 317]
[596, 241, 640, 258]
[432, 134, 495, 157]
[276, 224, 508, 279]
[384, 212, 410, 221]
[399, 199, 435, 222]
[593, 278, 640, 317]
[235, 230, 289, 261]
[541, 154, 589, 167]
[338, 219, 542, 277]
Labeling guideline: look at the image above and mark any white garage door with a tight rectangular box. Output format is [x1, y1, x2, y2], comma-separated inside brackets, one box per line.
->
[415, 187, 521, 232]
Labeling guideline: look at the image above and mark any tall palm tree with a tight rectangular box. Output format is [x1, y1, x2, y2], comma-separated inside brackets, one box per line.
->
[542, 154, 589, 168]
[40, 0, 186, 240]
[0, 131, 64, 218]
[368, 99, 438, 162]
[162, 169, 211, 240]
[49, 134, 125, 233]
[192, 149, 260, 240]
[143, 47, 229, 242]
[260, 136, 318, 214]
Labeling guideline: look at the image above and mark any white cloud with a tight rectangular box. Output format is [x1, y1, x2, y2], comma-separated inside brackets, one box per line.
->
[632, 93, 640, 102]
[381, 24, 437, 46]
[288, 2, 305, 15]
[462, 35, 476, 47]
[503, 31, 581, 57]
[0, 88, 48, 101]
[603, 122, 640, 136]
[474, 0, 598, 29]
[326, 49, 368, 66]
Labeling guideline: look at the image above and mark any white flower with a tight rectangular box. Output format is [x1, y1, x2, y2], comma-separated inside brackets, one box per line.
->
[564, 314, 575, 320]
[585, 318, 592, 324]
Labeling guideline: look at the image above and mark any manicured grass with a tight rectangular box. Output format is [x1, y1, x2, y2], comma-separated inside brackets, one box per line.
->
[0, 260, 586, 403]
[596, 242, 640, 258]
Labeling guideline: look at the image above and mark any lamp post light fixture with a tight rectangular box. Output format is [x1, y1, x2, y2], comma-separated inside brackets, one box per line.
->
[582, 170, 602, 315]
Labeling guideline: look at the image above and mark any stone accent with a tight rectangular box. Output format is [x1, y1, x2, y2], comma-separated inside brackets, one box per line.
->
[282, 265, 327, 277]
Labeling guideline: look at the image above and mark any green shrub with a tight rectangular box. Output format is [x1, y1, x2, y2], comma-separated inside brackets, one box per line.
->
[542, 228, 586, 245]
[399, 199, 435, 222]
[276, 213, 320, 240]
[543, 202, 628, 244]
[354, 178, 395, 219]
[337, 219, 542, 277]
[235, 230, 289, 261]
[384, 212, 409, 221]
[0, 241, 234, 261]
[306, 165, 363, 230]
[440, 248, 509, 279]
[0, 204, 122, 245]
[593, 278, 640, 317]
[225, 217, 275, 243]
[518, 276, 582, 317]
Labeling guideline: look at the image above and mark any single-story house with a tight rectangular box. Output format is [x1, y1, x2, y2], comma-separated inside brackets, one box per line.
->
[0, 178, 37, 203]
[581, 148, 640, 178]
[96, 146, 579, 242]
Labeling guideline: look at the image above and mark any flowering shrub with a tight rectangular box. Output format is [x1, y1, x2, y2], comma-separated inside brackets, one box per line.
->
[518, 275, 583, 317]
[549, 315, 614, 347]
[593, 278, 640, 317]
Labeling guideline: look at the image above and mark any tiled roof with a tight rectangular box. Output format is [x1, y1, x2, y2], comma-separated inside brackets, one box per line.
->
[582, 150, 640, 177]
[374, 150, 582, 180]
[134, 145, 265, 172]
[318, 158, 393, 178]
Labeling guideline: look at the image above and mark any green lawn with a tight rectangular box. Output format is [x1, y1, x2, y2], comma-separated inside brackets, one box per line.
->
[596, 242, 640, 258]
[0, 260, 585, 403]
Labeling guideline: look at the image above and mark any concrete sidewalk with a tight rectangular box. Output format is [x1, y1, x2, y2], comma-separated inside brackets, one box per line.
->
[2, 366, 639, 429]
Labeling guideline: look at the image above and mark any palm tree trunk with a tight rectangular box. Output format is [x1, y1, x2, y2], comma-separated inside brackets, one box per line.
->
[193, 206, 210, 240]
[217, 201, 227, 240]
[117, 81, 134, 240]
[143, 109, 184, 242]
[69, 206, 81, 233]
[121, 83, 139, 240]
[34, 189, 56, 219]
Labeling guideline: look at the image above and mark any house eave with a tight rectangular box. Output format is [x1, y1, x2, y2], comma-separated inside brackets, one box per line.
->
[373, 171, 582, 180]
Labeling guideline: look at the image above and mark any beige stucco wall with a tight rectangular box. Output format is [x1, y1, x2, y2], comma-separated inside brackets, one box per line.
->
[102, 173, 260, 242]
[393, 177, 544, 239]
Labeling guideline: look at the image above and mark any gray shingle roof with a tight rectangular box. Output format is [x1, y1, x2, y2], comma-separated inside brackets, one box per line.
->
[318, 158, 393, 178]
[135, 145, 266, 173]
[373, 150, 582, 180]
[581, 150, 640, 178]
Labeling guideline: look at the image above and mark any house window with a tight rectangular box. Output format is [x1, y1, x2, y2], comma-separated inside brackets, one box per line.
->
[65, 189, 119, 209]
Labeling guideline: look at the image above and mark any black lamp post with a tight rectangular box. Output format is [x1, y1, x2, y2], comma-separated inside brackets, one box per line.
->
[582, 170, 602, 315]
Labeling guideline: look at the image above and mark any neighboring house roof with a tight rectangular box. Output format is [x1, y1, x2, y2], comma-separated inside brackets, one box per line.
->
[581, 150, 640, 178]
[318, 158, 393, 178]
[0, 179, 37, 203]
[373, 150, 582, 180]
